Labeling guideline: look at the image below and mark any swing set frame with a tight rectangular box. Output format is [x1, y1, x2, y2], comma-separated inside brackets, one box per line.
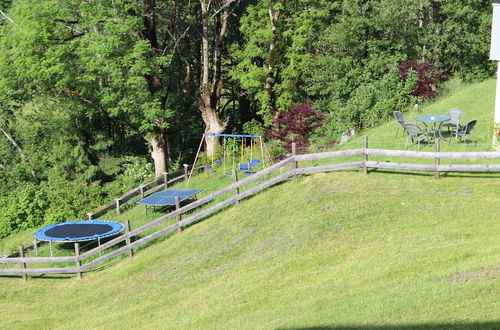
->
[188, 133, 273, 183]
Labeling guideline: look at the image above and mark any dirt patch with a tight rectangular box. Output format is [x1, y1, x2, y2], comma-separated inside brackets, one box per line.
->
[447, 267, 500, 283]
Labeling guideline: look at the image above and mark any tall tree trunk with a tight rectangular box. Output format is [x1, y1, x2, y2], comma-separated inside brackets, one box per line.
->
[265, 0, 279, 116]
[142, 0, 169, 175]
[198, 0, 234, 158]
[148, 128, 169, 177]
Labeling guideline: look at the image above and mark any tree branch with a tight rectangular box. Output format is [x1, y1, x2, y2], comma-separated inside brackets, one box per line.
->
[210, 0, 239, 20]
[0, 9, 14, 23]
[37, 87, 95, 105]
[0, 129, 38, 182]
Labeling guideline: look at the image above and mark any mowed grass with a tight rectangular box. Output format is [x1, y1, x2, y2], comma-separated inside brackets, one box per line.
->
[0, 170, 499, 329]
[348, 78, 496, 151]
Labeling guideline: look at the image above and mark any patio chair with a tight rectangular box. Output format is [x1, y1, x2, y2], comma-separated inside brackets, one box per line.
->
[393, 111, 406, 138]
[449, 120, 477, 145]
[403, 123, 426, 150]
[440, 108, 464, 136]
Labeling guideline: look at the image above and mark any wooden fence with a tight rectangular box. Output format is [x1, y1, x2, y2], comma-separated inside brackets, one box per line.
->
[91, 164, 201, 218]
[2, 137, 500, 279]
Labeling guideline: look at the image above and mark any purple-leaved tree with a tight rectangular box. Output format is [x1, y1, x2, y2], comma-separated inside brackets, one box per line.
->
[266, 101, 324, 150]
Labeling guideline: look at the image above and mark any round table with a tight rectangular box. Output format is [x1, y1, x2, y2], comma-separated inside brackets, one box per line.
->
[415, 115, 451, 139]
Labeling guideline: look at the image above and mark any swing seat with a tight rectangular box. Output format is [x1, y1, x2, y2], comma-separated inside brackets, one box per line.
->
[239, 164, 253, 170]
[249, 159, 260, 164]
[243, 171, 254, 175]
[239, 163, 258, 171]
[205, 165, 212, 169]
[215, 160, 222, 164]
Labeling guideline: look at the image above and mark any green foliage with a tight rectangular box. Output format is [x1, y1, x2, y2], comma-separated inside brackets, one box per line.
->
[440, 0, 496, 80]
[0, 183, 46, 238]
[103, 156, 154, 198]
[43, 177, 104, 225]
[305, 25, 416, 136]
[0, 178, 104, 238]
[242, 119, 265, 136]
[230, 0, 337, 125]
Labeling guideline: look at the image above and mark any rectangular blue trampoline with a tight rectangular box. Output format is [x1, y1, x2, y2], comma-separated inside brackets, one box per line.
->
[137, 189, 203, 207]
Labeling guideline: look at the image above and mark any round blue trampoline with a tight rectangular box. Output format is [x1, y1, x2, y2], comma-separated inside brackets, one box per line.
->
[35, 220, 124, 242]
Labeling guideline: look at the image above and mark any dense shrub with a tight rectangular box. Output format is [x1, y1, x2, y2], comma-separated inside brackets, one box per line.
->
[0, 183, 47, 238]
[0, 178, 105, 238]
[103, 156, 154, 198]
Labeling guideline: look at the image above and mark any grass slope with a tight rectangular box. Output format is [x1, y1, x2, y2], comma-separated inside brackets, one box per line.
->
[0, 80, 499, 329]
[349, 78, 496, 151]
[1, 172, 499, 329]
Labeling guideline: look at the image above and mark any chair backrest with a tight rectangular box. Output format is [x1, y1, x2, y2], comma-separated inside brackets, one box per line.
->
[462, 120, 477, 134]
[393, 111, 405, 127]
[403, 123, 421, 138]
[447, 108, 464, 125]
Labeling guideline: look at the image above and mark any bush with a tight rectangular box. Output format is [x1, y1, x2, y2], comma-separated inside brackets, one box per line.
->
[103, 156, 154, 198]
[0, 178, 105, 238]
[265, 101, 324, 151]
[0, 183, 47, 238]
[398, 59, 441, 100]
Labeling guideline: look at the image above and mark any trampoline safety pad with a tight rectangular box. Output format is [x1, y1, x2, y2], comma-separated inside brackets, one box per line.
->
[35, 220, 124, 242]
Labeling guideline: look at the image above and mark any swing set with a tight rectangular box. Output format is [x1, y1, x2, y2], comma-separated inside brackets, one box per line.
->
[188, 133, 272, 182]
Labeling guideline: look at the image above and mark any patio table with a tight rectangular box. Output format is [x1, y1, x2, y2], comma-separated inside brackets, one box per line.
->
[415, 115, 450, 140]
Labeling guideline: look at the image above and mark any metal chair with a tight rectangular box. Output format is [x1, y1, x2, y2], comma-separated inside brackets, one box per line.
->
[403, 123, 426, 150]
[393, 111, 406, 138]
[440, 108, 464, 137]
[449, 120, 477, 145]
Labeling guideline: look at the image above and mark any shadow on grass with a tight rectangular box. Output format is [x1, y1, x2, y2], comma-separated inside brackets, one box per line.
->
[367, 168, 500, 179]
[281, 322, 500, 330]
[367, 168, 434, 177]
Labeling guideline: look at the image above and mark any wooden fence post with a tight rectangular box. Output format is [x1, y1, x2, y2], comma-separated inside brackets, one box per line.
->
[435, 138, 440, 180]
[115, 198, 121, 215]
[33, 239, 38, 257]
[140, 185, 144, 198]
[175, 196, 182, 232]
[232, 169, 240, 205]
[292, 142, 298, 180]
[75, 243, 82, 279]
[125, 220, 133, 258]
[19, 246, 27, 281]
[163, 172, 168, 190]
[363, 136, 368, 175]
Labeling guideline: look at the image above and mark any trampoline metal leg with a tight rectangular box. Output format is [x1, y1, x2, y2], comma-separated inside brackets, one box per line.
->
[49, 241, 53, 257]
[98, 237, 101, 256]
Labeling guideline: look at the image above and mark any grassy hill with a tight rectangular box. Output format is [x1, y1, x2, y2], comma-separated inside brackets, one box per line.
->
[0, 79, 499, 329]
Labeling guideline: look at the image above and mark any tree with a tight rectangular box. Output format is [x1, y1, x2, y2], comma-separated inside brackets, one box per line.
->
[0, 0, 193, 177]
[230, 0, 337, 126]
[179, 0, 243, 158]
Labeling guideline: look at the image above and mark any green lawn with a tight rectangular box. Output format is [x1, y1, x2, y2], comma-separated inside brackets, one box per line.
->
[0, 79, 499, 329]
[0, 171, 498, 329]
[346, 78, 496, 152]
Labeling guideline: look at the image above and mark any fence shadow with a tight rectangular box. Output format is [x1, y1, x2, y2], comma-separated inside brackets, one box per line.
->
[281, 321, 500, 330]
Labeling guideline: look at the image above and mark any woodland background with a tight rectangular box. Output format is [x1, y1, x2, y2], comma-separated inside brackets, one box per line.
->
[0, 0, 495, 237]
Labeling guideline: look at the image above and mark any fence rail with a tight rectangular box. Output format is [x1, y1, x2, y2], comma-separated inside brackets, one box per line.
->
[3, 137, 500, 279]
